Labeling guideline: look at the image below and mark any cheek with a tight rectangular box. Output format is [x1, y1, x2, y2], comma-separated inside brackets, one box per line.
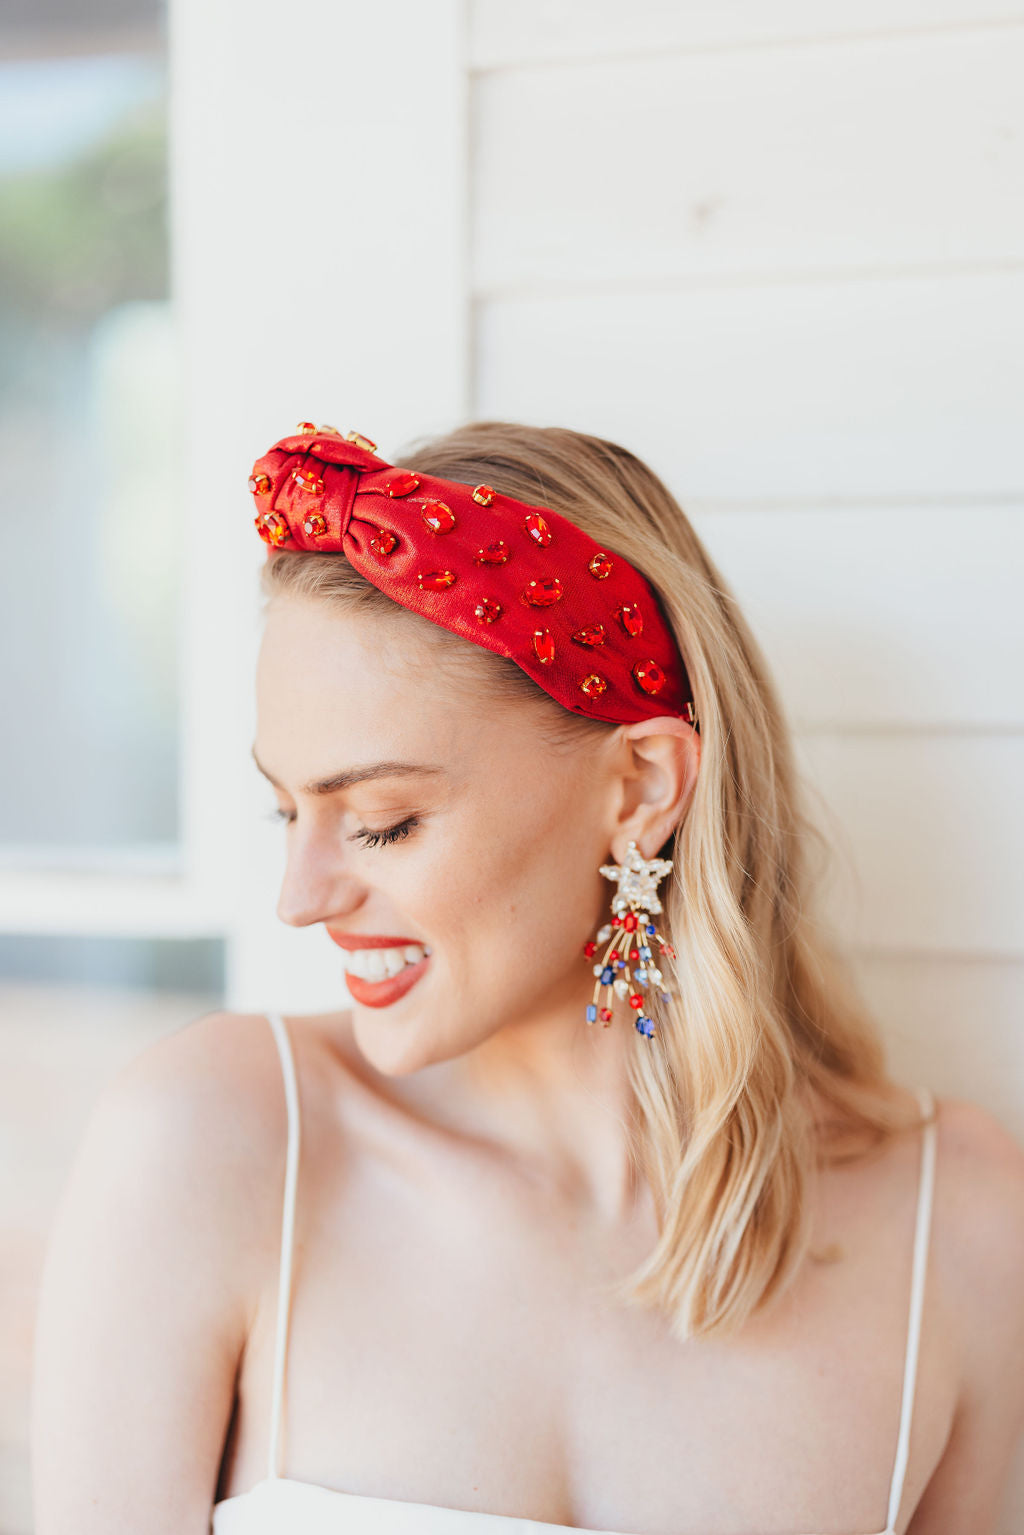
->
[433, 777, 600, 948]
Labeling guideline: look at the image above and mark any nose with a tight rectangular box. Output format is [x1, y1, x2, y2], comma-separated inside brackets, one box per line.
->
[275, 825, 368, 929]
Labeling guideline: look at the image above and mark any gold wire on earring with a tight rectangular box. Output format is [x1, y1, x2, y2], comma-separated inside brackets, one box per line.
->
[581, 840, 676, 1039]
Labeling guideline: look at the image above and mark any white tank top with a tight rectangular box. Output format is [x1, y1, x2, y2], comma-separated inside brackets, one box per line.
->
[211, 1013, 938, 1535]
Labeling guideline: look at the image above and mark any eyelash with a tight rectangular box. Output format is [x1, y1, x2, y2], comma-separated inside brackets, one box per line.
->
[265, 808, 420, 848]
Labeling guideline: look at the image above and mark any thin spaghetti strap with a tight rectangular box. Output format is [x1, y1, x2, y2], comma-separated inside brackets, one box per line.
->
[883, 1084, 938, 1533]
[264, 1011, 301, 1483]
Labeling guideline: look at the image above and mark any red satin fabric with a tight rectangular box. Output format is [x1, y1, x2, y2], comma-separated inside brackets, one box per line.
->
[249, 427, 696, 728]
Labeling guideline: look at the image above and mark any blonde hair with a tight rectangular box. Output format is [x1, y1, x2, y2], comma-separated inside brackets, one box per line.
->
[260, 420, 925, 1341]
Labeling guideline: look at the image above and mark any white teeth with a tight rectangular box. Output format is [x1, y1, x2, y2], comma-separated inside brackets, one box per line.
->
[343, 943, 428, 981]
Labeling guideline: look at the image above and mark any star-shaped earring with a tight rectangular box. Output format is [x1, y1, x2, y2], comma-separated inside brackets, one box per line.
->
[599, 839, 674, 915]
[582, 839, 677, 1040]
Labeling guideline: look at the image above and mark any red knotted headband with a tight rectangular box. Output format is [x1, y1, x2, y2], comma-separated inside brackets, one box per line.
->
[248, 423, 697, 729]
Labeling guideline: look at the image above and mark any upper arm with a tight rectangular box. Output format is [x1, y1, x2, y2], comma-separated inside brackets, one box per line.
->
[907, 1098, 1024, 1533]
[30, 1011, 283, 1535]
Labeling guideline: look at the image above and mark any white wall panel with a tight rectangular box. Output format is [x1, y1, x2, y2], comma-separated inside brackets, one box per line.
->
[470, 2, 1024, 66]
[795, 734, 1024, 955]
[476, 273, 1024, 500]
[854, 952, 1024, 1140]
[692, 505, 1024, 729]
[473, 31, 1024, 288]
[171, 0, 470, 1010]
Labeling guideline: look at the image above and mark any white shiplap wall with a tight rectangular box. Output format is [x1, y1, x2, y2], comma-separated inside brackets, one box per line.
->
[174, 0, 1022, 1523]
[468, 6, 1024, 1521]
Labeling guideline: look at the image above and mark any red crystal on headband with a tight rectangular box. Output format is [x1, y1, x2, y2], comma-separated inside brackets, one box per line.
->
[633, 660, 666, 695]
[246, 424, 696, 728]
[524, 513, 552, 547]
[292, 467, 325, 495]
[369, 529, 398, 559]
[255, 512, 289, 547]
[475, 541, 510, 565]
[532, 628, 556, 665]
[384, 471, 420, 497]
[421, 501, 456, 534]
[522, 578, 563, 607]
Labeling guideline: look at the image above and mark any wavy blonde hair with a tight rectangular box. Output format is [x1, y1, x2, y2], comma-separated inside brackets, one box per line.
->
[260, 420, 926, 1342]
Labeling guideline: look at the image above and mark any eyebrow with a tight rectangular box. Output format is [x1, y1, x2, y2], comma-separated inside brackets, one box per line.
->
[251, 747, 447, 797]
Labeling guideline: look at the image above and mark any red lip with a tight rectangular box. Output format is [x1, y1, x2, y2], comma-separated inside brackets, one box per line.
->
[327, 930, 425, 951]
[343, 954, 430, 1009]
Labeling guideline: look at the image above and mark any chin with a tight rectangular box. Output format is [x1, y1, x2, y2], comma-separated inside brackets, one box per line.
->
[349, 1004, 491, 1079]
[347, 1011, 442, 1077]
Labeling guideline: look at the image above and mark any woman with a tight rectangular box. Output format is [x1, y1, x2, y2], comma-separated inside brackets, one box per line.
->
[31, 420, 1024, 1533]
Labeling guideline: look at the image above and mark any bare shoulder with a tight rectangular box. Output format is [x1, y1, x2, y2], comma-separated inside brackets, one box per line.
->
[48, 1008, 302, 1303]
[97, 1009, 292, 1185]
[110, 1006, 292, 1123]
[31, 1009, 311, 1531]
[896, 1095, 1024, 1528]
[929, 1094, 1024, 1282]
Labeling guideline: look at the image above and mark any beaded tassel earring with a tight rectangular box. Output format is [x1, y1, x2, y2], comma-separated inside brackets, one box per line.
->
[581, 840, 676, 1039]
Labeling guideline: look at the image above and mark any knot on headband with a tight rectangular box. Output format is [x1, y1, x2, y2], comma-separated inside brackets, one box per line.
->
[248, 422, 697, 729]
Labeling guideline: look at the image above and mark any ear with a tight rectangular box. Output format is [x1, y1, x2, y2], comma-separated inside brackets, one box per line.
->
[607, 715, 700, 863]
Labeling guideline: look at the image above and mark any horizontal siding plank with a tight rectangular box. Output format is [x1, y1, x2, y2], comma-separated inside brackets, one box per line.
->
[470, 1, 1024, 66]
[692, 505, 1024, 728]
[795, 734, 1024, 954]
[473, 32, 1024, 287]
[853, 952, 1024, 1142]
[475, 273, 1024, 499]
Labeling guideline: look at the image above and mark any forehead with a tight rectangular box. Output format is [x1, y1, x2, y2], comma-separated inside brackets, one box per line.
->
[255, 597, 492, 774]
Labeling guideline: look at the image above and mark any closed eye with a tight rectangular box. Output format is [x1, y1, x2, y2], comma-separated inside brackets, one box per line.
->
[350, 817, 419, 848]
[264, 808, 420, 848]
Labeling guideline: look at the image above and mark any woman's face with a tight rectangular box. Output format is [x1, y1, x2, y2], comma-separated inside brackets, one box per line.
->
[253, 595, 628, 1075]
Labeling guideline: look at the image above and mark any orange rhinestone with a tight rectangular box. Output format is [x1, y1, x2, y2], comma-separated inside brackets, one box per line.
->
[633, 659, 666, 695]
[572, 624, 606, 647]
[521, 578, 563, 607]
[255, 512, 289, 547]
[472, 484, 496, 506]
[524, 513, 551, 547]
[474, 598, 503, 624]
[580, 674, 608, 698]
[418, 570, 456, 590]
[318, 423, 340, 434]
[248, 472, 271, 496]
[474, 541, 510, 565]
[297, 421, 317, 433]
[421, 500, 456, 534]
[291, 467, 325, 495]
[384, 471, 420, 497]
[588, 552, 613, 580]
[532, 628, 555, 665]
[345, 430, 377, 452]
[617, 604, 643, 637]
[303, 512, 327, 537]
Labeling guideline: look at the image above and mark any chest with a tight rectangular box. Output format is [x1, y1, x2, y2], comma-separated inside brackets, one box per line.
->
[224, 1131, 955, 1533]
